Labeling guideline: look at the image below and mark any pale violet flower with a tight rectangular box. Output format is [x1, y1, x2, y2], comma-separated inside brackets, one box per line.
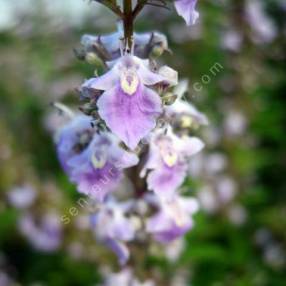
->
[246, 0, 277, 43]
[171, 99, 208, 126]
[88, 55, 177, 150]
[146, 195, 199, 243]
[165, 80, 208, 128]
[222, 29, 242, 52]
[18, 213, 62, 252]
[68, 132, 139, 202]
[91, 199, 136, 265]
[56, 115, 138, 202]
[141, 129, 204, 199]
[224, 110, 247, 136]
[174, 0, 199, 26]
[197, 185, 219, 213]
[7, 185, 36, 209]
[216, 176, 237, 204]
[56, 115, 95, 175]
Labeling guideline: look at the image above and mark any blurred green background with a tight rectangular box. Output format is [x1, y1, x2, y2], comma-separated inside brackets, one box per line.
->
[0, 0, 285, 285]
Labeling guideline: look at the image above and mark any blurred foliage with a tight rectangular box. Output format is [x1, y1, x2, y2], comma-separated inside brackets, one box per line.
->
[0, 0, 286, 285]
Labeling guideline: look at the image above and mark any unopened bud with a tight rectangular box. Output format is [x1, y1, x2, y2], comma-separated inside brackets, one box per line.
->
[85, 52, 104, 67]
[150, 44, 165, 58]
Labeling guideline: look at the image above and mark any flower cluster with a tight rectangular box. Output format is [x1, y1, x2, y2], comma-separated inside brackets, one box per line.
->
[7, 183, 64, 253]
[54, 0, 204, 269]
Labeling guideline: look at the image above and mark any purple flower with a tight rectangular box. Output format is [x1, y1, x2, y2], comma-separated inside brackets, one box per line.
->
[19, 213, 62, 252]
[141, 129, 204, 199]
[91, 199, 136, 265]
[68, 132, 139, 202]
[56, 115, 95, 175]
[56, 115, 138, 201]
[166, 81, 208, 128]
[174, 0, 199, 26]
[7, 185, 36, 209]
[146, 195, 199, 243]
[88, 55, 177, 150]
[246, 0, 277, 44]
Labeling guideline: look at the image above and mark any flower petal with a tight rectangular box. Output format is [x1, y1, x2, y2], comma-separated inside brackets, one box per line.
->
[146, 210, 191, 243]
[140, 143, 161, 178]
[178, 136, 205, 156]
[56, 115, 93, 175]
[110, 217, 135, 241]
[105, 238, 130, 265]
[112, 150, 139, 169]
[153, 225, 190, 243]
[89, 69, 119, 91]
[158, 65, 178, 86]
[75, 163, 122, 202]
[137, 60, 166, 86]
[175, 0, 199, 26]
[146, 211, 173, 233]
[97, 84, 162, 150]
[180, 197, 200, 214]
[147, 163, 188, 199]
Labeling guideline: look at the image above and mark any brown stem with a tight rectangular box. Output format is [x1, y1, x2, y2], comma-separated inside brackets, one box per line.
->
[132, 0, 147, 18]
[123, 0, 134, 52]
[97, 0, 123, 17]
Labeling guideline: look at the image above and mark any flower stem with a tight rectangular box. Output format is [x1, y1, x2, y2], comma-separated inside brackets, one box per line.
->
[96, 0, 123, 17]
[123, 0, 134, 52]
[132, 0, 147, 18]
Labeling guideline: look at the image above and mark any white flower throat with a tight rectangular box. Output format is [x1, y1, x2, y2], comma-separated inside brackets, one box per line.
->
[166, 201, 187, 227]
[159, 139, 178, 167]
[92, 150, 107, 169]
[120, 69, 139, 96]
